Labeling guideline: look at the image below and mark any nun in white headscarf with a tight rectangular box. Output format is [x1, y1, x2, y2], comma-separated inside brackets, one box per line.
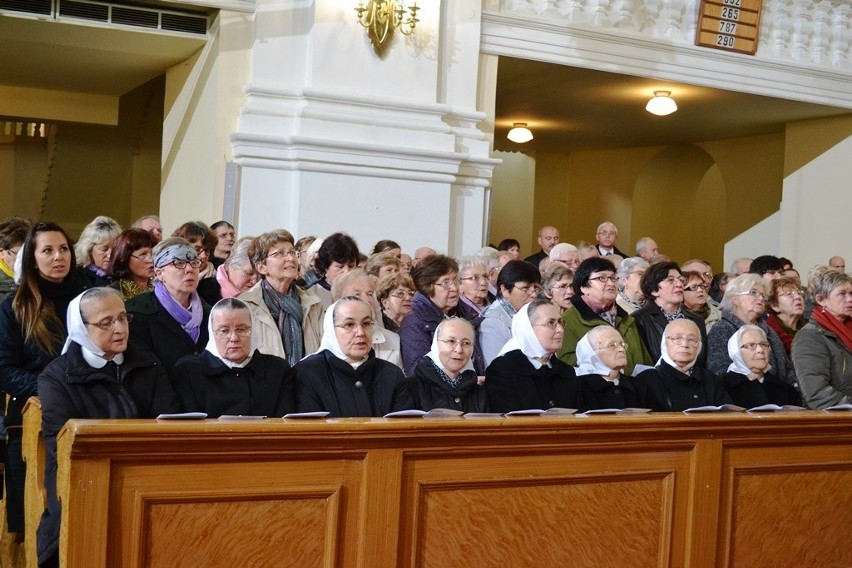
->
[409, 317, 488, 412]
[635, 318, 731, 411]
[485, 298, 580, 413]
[292, 297, 415, 416]
[172, 297, 295, 418]
[574, 326, 651, 411]
[37, 287, 179, 566]
[722, 324, 801, 408]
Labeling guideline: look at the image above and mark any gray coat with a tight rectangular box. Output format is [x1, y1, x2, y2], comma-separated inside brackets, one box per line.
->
[791, 323, 852, 409]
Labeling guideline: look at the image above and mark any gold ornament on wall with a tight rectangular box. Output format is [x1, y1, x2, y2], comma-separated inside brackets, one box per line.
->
[355, 0, 419, 56]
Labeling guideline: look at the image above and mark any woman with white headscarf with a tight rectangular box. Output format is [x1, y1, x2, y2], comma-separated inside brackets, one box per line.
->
[409, 318, 488, 412]
[723, 324, 800, 408]
[293, 297, 415, 416]
[37, 287, 179, 566]
[172, 298, 295, 417]
[638, 319, 731, 411]
[574, 326, 658, 411]
[485, 298, 579, 413]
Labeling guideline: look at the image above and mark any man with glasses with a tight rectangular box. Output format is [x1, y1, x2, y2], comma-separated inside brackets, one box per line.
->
[594, 221, 628, 258]
[557, 257, 651, 374]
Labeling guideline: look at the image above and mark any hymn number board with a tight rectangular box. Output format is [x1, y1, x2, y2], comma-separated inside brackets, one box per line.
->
[695, 0, 763, 55]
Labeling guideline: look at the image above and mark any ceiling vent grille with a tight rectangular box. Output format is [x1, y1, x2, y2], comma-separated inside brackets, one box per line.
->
[0, 0, 51, 15]
[112, 6, 159, 29]
[161, 12, 207, 35]
[60, 0, 109, 22]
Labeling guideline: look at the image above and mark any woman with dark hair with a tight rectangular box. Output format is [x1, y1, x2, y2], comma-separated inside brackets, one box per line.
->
[372, 239, 401, 257]
[172, 221, 221, 305]
[497, 238, 520, 260]
[0, 217, 31, 301]
[37, 287, 179, 565]
[632, 261, 708, 367]
[682, 270, 721, 332]
[74, 215, 121, 288]
[309, 232, 360, 309]
[479, 259, 541, 366]
[398, 254, 480, 375]
[108, 228, 159, 300]
[173, 297, 295, 417]
[765, 276, 806, 356]
[486, 298, 579, 412]
[557, 257, 650, 374]
[125, 237, 211, 376]
[210, 220, 235, 268]
[376, 274, 415, 333]
[0, 221, 82, 538]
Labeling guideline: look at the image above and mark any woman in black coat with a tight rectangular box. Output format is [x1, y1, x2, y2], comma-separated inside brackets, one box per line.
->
[409, 318, 488, 413]
[294, 297, 415, 417]
[723, 325, 801, 408]
[173, 298, 295, 417]
[639, 319, 732, 411]
[126, 238, 210, 377]
[37, 287, 180, 566]
[486, 299, 579, 413]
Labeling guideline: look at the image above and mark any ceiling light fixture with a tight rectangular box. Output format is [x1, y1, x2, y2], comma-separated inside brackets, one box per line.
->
[507, 123, 533, 143]
[645, 91, 678, 116]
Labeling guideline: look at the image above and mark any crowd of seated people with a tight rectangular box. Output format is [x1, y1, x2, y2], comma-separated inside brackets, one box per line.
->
[0, 214, 849, 564]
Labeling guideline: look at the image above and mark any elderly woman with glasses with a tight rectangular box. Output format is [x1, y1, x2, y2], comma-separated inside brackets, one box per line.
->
[307, 232, 360, 310]
[639, 319, 731, 411]
[456, 255, 491, 317]
[682, 270, 722, 332]
[173, 298, 295, 417]
[723, 324, 800, 409]
[172, 221, 221, 306]
[36, 287, 179, 565]
[376, 274, 415, 333]
[399, 255, 481, 376]
[542, 264, 574, 314]
[575, 326, 661, 411]
[293, 297, 415, 416]
[409, 317, 488, 412]
[632, 262, 708, 367]
[765, 276, 806, 356]
[614, 257, 648, 315]
[706, 273, 797, 389]
[238, 230, 323, 367]
[486, 298, 579, 412]
[75, 215, 122, 289]
[558, 257, 651, 374]
[108, 228, 158, 301]
[791, 266, 852, 409]
[216, 238, 259, 299]
[480, 260, 542, 367]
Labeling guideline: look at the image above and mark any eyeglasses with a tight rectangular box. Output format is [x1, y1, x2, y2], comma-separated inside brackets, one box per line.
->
[169, 259, 202, 270]
[212, 326, 252, 339]
[532, 318, 563, 331]
[8, 248, 20, 256]
[514, 283, 542, 295]
[587, 275, 617, 284]
[736, 290, 769, 302]
[740, 341, 770, 352]
[460, 274, 489, 283]
[267, 249, 299, 260]
[439, 338, 474, 349]
[238, 266, 258, 279]
[596, 340, 628, 351]
[334, 320, 374, 333]
[193, 247, 209, 258]
[84, 312, 133, 331]
[662, 276, 687, 286]
[550, 283, 573, 291]
[131, 252, 153, 262]
[777, 289, 805, 298]
[684, 283, 709, 292]
[389, 290, 415, 299]
[666, 335, 700, 347]
[597, 231, 617, 237]
[435, 279, 461, 290]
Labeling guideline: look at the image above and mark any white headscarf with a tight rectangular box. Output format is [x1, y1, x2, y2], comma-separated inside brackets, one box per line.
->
[497, 303, 549, 360]
[726, 325, 771, 376]
[62, 290, 125, 366]
[13, 246, 23, 285]
[205, 298, 257, 368]
[575, 329, 615, 377]
[657, 324, 701, 373]
[317, 298, 372, 367]
[425, 318, 476, 376]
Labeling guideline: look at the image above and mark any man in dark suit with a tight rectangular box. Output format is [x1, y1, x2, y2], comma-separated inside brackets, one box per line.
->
[524, 225, 559, 267]
[595, 221, 628, 257]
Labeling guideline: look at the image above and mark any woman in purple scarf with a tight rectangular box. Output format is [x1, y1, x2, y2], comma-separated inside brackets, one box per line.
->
[126, 237, 210, 377]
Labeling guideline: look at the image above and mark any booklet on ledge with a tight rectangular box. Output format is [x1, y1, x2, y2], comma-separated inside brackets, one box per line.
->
[824, 403, 852, 411]
[156, 412, 208, 420]
[218, 415, 267, 420]
[282, 412, 330, 419]
[582, 407, 651, 415]
[683, 404, 745, 413]
[746, 404, 806, 412]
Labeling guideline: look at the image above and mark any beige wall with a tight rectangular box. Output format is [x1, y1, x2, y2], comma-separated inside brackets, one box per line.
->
[489, 150, 536, 253]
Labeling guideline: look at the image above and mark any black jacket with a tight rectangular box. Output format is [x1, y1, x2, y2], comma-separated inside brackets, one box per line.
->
[576, 373, 659, 411]
[125, 291, 210, 378]
[631, 302, 708, 368]
[409, 357, 489, 413]
[293, 350, 415, 417]
[36, 341, 179, 563]
[638, 361, 732, 411]
[486, 350, 580, 413]
[173, 350, 295, 417]
[723, 371, 802, 409]
[75, 265, 113, 289]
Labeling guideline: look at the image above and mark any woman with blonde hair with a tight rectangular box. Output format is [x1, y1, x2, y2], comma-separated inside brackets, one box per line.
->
[75, 215, 121, 288]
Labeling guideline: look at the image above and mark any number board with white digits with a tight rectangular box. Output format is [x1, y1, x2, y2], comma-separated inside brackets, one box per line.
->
[695, 0, 763, 55]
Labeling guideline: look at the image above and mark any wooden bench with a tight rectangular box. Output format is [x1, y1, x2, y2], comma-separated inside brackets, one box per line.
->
[22, 397, 44, 568]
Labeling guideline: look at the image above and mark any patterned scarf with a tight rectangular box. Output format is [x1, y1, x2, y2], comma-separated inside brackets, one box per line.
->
[618, 291, 644, 312]
[154, 281, 203, 342]
[428, 357, 462, 389]
[686, 303, 711, 321]
[118, 278, 152, 301]
[663, 305, 686, 323]
[261, 279, 304, 366]
[582, 294, 616, 325]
